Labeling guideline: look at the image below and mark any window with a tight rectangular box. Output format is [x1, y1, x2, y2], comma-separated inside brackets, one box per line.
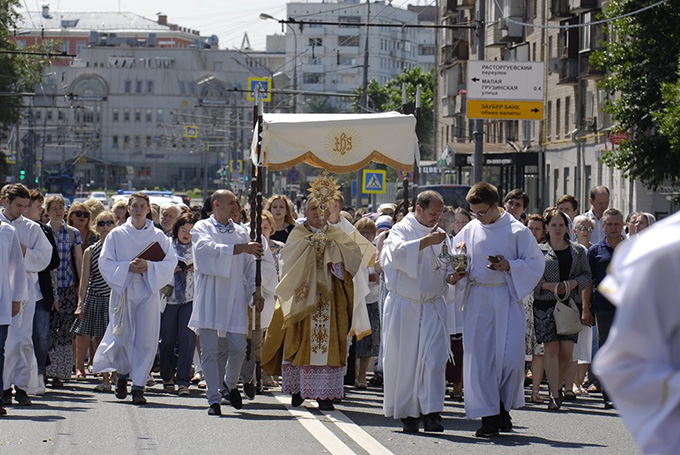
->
[564, 167, 570, 194]
[135, 109, 141, 122]
[338, 36, 359, 47]
[157, 109, 164, 123]
[46, 110, 53, 120]
[147, 81, 154, 93]
[340, 74, 355, 84]
[134, 136, 141, 148]
[123, 109, 130, 121]
[338, 16, 361, 27]
[124, 136, 130, 149]
[308, 38, 323, 47]
[303, 73, 324, 84]
[308, 56, 322, 65]
[213, 61, 222, 71]
[76, 41, 86, 54]
[546, 101, 552, 141]
[556, 99, 561, 139]
[565, 97, 571, 135]
[146, 136, 152, 148]
[146, 108, 152, 122]
[124, 80, 132, 93]
[112, 136, 119, 149]
[135, 80, 142, 94]
[580, 12, 592, 52]
[419, 45, 435, 56]
[58, 110, 64, 121]
[187, 82, 195, 96]
[339, 55, 356, 66]
[61, 41, 70, 54]
[178, 81, 186, 95]
[112, 109, 119, 122]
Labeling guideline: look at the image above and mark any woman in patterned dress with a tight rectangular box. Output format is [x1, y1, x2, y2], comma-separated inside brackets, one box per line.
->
[71, 211, 114, 390]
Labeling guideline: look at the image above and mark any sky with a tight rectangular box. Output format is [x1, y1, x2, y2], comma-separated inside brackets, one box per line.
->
[18, 0, 290, 50]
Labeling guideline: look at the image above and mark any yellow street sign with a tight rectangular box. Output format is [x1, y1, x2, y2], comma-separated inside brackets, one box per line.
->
[467, 100, 544, 120]
[247, 77, 272, 103]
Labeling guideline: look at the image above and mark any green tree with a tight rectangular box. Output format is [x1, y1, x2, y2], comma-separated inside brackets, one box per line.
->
[592, 0, 680, 189]
[353, 66, 435, 161]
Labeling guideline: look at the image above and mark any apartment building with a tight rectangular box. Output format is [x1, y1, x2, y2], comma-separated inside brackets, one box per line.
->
[437, 0, 673, 216]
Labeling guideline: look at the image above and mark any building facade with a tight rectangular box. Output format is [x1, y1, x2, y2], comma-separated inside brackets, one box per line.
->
[437, 0, 675, 217]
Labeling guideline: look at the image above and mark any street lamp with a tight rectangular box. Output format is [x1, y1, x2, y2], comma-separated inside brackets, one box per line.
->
[260, 13, 298, 113]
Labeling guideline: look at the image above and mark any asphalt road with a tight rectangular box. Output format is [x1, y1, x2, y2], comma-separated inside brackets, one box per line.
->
[1, 377, 641, 455]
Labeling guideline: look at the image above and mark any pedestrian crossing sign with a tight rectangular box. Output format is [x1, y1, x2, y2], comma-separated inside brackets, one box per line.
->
[362, 169, 386, 194]
[247, 77, 272, 103]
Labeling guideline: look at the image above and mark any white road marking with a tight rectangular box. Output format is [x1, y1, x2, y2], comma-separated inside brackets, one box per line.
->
[274, 393, 394, 455]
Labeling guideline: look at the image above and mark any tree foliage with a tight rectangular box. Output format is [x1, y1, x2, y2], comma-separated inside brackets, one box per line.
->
[352, 66, 435, 160]
[592, 0, 680, 189]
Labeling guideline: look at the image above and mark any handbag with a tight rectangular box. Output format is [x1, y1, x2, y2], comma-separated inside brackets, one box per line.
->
[553, 281, 582, 336]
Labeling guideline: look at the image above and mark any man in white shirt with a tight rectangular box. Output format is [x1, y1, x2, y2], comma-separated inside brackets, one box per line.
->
[1, 184, 52, 406]
[584, 186, 609, 245]
[0, 217, 27, 416]
[380, 190, 455, 433]
[454, 182, 544, 437]
[189, 190, 263, 416]
[93, 193, 176, 405]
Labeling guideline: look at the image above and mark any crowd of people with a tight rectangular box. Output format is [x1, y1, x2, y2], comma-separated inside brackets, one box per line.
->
[0, 179, 666, 443]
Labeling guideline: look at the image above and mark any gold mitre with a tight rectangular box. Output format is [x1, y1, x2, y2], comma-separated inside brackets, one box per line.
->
[307, 170, 341, 214]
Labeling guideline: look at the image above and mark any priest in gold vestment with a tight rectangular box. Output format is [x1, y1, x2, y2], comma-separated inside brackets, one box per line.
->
[263, 194, 364, 411]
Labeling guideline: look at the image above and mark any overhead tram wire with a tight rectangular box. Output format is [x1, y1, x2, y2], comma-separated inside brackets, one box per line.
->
[491, 0, 671, 30]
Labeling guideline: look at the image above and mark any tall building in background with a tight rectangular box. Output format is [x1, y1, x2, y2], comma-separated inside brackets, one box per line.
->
[10, 9, 269, 191]
[256, 0, 436, 113]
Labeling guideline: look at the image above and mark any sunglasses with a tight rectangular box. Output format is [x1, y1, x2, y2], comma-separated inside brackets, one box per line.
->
[575, 225, 593, 232]
[73, 211, 90, 218]
[97, 220, 115, 227]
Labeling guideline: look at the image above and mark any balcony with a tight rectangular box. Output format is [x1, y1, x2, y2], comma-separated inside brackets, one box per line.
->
[557, 58, 579, 85]
[569, 0, 599, 13]
[457, 0, 474, 9]
[550, 0, 573, 20]
[440, 41, 469, 64]
[579, 52, 604, 79]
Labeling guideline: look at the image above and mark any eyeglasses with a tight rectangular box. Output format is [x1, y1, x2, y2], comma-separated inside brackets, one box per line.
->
[471, 206, 491, 218]
[73, 211, 89, 218]
[575, 225, 593, 232]
[97, 220, 115, 227]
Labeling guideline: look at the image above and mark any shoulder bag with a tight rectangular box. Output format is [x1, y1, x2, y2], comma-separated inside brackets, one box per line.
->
[553, 281, 582, 336]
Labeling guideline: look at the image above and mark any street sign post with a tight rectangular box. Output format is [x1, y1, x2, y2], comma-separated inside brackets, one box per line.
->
[362, 170, 386, 194]
[466, 61, 544, 120]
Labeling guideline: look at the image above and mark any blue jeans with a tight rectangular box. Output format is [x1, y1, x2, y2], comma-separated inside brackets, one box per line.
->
[159, 303, 197, 387]
[33, 300, 52, 376]
[0, 324, 8, 393]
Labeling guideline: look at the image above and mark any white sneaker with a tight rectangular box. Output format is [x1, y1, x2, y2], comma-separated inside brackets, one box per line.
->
[36, 374, 46, 395]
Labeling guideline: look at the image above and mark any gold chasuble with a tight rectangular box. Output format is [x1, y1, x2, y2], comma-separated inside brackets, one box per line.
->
[262, 222, 363, 376]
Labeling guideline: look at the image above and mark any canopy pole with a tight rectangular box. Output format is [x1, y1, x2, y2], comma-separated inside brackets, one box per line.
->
[250, 92, 264, 391]
[401, 84, 410, 213]
[412, 86, 422, 211]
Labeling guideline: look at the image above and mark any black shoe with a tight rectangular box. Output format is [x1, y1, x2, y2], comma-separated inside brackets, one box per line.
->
[475, 416, 500, 438]
[115, 378, 128, 400]
[423, 413, 444, 432]
[0, 405, 6, 415]
[499, 404, 512, 432]
[208, 403, 222, 416]
[604, 401, 615, 410]
[132, 390, 147, 405]
[317, 400, 334, 411]
[243, 382, 256, 400]
[1, 389, 11, 406]
[14, 388, 31, 406]
[401, 417, 420, 433]
[229, 387, 242, 410]
[291, 392, 304, 407]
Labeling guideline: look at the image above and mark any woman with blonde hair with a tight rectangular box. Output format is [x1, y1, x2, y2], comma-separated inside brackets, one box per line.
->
[266, 195, 295, 243]
[72, 211, 115, 389]
[68, 202, 97, 252]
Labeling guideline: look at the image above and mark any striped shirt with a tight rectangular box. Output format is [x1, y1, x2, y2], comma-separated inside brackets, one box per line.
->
[49, 222, 82, 288]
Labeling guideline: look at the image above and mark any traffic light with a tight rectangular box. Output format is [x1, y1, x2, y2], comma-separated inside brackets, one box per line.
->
[19, 169, 26, 180]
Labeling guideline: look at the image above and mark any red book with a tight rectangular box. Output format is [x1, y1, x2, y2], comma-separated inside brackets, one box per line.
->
[136, 241, 166, 261]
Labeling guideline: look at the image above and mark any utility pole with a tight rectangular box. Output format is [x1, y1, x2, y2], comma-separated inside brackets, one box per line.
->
[356, 0, 371, 210]
[473, 0, 485, 183]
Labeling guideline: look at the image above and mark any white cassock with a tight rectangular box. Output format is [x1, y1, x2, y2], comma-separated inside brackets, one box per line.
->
[380, 213, 451, 419]
[0, 212, 51, 394]
[188, 217, 255, 335]
[332, 216, 374, 338]
[0, 223, 27, 325]
[593, 212, 680, 455]
[93, 218, 176, 387]
[453, 211, 544, 418]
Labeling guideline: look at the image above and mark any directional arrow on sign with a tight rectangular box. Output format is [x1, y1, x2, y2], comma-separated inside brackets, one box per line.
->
[531, 108, 540, 113]
[471, 77, 480, 82]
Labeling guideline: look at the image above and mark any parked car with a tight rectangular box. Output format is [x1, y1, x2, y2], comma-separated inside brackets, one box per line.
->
[89, 191, 109, 207]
